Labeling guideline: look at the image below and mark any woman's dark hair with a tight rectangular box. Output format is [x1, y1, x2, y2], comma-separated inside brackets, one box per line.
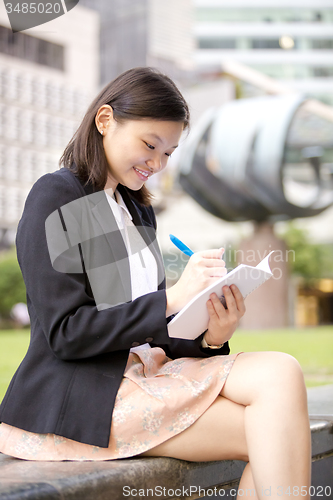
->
[60, 67, 190, 206]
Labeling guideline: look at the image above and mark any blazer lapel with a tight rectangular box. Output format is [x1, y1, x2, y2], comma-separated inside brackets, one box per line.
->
[73, 175, 165, 294]
[117, 186, 154, 242]
[89, 191, 131, 301]
[118, 186, 165, 289]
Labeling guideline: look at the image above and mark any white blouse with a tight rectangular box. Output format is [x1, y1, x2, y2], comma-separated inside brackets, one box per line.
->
[105, 190, 158, 352]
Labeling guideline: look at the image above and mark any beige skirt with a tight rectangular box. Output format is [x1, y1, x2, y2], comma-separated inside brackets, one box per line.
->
[0, 347, 240, 461]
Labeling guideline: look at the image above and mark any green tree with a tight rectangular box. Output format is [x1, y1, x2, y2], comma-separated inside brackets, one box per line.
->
[0, 247, 26, 319]
[281, 223, 333, 282]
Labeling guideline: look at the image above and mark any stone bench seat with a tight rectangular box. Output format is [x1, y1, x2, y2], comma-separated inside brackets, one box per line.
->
[0, 385, 332, 500]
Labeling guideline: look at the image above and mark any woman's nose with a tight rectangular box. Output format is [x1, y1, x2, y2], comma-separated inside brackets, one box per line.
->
[146, 156, 163, 172]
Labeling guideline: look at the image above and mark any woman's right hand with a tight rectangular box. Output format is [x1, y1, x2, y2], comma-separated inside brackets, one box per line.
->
[165, 248, 227, 316]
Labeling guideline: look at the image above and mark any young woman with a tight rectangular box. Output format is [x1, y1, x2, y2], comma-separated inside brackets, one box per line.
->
[0, 67, 311, 499]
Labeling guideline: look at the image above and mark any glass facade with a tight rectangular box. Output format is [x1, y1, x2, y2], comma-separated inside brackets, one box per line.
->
[195, 4, 333, 103]
[196, 8, 333, 23]
[198, 37, 333, 51]
[79, 0, 148, 85]
[198, 38, 236, 49]
[0, 26, 64, 71]
[0, 63, 91, 235]
[312, 39, 333, 49]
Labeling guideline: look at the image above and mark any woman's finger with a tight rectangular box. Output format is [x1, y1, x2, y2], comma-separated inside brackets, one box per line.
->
[204, 267, 228, 278]
[230, 285, 246, 316]
[207, 298, 218, 318]
[196, 248, 224, 260]
[209, 293, 227, 316]
[197, 258, 226, 269]
[223, 285, 238, 314]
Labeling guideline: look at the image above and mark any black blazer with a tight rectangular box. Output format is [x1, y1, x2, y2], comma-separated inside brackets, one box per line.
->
[0, 167, 229, 448]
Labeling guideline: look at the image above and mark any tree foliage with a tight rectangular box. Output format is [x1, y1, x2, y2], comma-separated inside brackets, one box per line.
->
[281, 222, 333, 282]
[0, 247, 26, 318]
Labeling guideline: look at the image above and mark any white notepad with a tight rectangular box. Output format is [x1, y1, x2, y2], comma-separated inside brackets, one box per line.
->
[167, 251, 275, 340]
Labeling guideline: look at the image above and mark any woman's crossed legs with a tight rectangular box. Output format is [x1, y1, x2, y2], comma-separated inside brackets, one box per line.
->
[139, 351, 311, 499]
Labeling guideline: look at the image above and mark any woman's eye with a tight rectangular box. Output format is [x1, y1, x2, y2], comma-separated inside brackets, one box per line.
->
[145, 142, 155, 150]
[165, 153, 172, 158]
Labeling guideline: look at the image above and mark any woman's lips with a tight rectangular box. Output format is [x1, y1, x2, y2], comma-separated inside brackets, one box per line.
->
[133, 167, 150, 181]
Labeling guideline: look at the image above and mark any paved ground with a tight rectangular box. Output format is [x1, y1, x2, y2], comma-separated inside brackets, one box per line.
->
[308, 384, 333, 416]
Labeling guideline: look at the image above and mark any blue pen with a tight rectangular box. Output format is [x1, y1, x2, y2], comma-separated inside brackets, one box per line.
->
[169, 234, 194, 257]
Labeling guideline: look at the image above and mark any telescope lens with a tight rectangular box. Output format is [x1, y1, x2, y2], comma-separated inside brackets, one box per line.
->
[283, 103, 333, 208]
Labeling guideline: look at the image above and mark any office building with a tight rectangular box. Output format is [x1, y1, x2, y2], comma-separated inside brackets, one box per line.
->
[194, 0, 333, 104]
[0, 2, 99, 248]
[79, 0, 195, 85]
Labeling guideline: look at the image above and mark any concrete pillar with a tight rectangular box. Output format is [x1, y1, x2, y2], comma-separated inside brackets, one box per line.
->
[237, 222, 290, 329]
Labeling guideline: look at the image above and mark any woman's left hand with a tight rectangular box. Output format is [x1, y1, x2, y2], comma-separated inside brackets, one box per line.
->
[204, 285, 246, 346]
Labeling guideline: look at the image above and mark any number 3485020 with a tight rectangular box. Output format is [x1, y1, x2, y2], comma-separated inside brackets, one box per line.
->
[5, 3, 62, 14]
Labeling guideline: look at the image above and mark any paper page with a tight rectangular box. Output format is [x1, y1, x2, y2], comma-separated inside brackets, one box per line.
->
[168, 251, 275, 340]
[256, 251, 275, 273]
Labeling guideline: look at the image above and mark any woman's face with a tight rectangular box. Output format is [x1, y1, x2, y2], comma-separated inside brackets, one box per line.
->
[95, 106, 184, 193]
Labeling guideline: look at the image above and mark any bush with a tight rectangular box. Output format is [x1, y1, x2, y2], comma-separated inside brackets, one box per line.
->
[0, 247, 26, 319]
[281, 222, 333, 282]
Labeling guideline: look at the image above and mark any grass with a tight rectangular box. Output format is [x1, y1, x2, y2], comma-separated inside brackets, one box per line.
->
[230, 325, 333, 388]
[0, 327, 332, 401]
[0, 329, 30, 401]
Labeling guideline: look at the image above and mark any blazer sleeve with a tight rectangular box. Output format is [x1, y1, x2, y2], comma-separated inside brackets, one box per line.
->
[146, 204, 230, 358]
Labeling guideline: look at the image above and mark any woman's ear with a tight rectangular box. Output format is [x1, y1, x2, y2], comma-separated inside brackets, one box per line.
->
[95, 105, 114, 136]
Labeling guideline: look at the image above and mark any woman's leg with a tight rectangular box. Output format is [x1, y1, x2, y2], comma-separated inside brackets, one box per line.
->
[139, 351, 311, 499]
[238, 463, 257, 498]
[141, 394, 249, 461]
[221, 351, 311, 499]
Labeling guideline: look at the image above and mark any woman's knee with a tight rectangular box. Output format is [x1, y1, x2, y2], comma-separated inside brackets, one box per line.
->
[271, 352, 305, 386]
[254, 352, 307, 403]
[222, 351, 307, 408]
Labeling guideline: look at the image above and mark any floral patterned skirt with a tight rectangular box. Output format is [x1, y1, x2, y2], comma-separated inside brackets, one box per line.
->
[0, 347, 240, 461]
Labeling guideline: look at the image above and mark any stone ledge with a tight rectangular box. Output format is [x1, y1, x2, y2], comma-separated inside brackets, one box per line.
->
[0, 455, 246, 500]
[0, 385, 332, 500]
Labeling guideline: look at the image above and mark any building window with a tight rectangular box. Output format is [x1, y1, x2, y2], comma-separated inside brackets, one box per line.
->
[252, 39, 282, 49]
[0, 104, 5, 137]
[3, 71, 19, 100]
[198, 38, 236, 49]
[313, 67, 333, 77]
[19, 73, 34, 104]
[47, 84, 61, 112]
[196, 8, 331, 23]
[0, 146, 4, 179]
[32, 79, 47, 108]
[33, 113, 48, 147]
[6, 187, 20, 221]
[5, 106, 19, 140]
[0, 25, 64, 71]
[21, 111, 34, 144]
[312, 39, 333, 50]
[0, 187, 4, 219]
[21, 151, 34, 183]
[6, 148, 19, 181]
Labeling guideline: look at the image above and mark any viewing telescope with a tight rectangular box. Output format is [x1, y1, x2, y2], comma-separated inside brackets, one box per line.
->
[178, 94, 333, 222]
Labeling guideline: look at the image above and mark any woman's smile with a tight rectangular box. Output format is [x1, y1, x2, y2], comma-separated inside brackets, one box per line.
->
[133, 166, 152, 180]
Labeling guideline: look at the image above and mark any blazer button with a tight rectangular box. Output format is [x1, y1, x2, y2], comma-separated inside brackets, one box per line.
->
[145, 337, 153, 343]
[131, 342, 140, 347]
